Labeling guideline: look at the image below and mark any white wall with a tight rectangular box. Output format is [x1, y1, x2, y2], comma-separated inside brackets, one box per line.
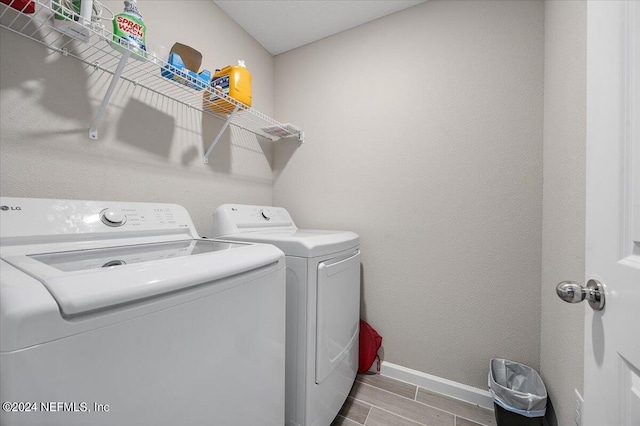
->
[274, 0, 544, 390]
[540, 1, 586, 425]
[0, 0, 275, 233]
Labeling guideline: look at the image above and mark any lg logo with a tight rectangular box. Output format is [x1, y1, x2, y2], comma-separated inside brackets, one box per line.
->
[0, 206, 21, 211]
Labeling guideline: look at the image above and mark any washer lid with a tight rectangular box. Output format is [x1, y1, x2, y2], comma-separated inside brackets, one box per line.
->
[217, 229, 359, 258]
[1, 239, 282, 316]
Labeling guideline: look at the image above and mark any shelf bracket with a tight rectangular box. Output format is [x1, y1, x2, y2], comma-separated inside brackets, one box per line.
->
[89, 51, 131, 140]
[203, 104, 240, 163]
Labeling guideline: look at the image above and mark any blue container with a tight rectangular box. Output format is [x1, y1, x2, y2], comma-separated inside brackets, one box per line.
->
[161, 52, 211, 91]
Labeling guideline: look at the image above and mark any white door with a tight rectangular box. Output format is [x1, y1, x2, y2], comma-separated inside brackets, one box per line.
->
[584, 1, 640, 425]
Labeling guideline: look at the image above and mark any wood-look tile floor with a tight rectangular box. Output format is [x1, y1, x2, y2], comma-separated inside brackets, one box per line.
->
[332, 374, 497, 426]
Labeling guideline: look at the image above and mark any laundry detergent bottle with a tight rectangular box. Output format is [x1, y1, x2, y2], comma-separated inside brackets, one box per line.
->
[204, 60, 252, 114]
[111, 0, 147, 60]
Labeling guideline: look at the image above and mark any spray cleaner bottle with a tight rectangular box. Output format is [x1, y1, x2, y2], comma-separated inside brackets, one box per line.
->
[111, 0, 147, 60]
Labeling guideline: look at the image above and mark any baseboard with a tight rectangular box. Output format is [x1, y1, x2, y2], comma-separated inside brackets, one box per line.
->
[379, 361, 494, 410]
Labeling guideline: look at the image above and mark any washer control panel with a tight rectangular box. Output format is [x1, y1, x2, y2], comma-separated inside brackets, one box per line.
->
[0, 198, 197, 240]
[97, 206, 179, 229]
[100, 208, 127, 227]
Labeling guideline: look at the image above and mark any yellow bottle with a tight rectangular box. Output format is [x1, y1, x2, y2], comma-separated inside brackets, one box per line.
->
[204, 60, 252, 114]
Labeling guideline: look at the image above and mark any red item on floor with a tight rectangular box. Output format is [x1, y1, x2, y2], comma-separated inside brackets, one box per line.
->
[358, 320, 382, 374]
[1, 0, 35, 13]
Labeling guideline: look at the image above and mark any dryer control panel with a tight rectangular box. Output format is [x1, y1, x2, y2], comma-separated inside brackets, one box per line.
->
[212, 204, 295, 236]
[0, 198, 197, 241]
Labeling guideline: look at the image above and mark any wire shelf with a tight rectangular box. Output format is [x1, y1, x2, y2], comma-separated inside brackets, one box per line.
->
[0, 0, 304, 149]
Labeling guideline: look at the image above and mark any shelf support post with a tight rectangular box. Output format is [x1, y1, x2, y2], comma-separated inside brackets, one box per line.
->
[89, 51, 131, 140]
[203, 104, 240, 163]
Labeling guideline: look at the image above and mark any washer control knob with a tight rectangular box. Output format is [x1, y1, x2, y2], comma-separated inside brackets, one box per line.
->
[100, 208, 126, 227]
[260, 209, 272, 220]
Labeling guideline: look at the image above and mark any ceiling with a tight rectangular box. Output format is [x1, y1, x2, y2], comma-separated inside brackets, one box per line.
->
[213, 1, 427, 56]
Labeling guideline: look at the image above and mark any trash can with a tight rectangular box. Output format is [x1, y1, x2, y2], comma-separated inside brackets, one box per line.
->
[488, 358, 547, 426]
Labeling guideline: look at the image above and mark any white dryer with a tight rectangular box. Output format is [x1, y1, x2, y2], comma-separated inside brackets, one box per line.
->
[0, 198, 286, 426]
[211, 204, 360, 426]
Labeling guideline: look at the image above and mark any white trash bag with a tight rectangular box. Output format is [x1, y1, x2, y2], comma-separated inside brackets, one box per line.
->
[488, 358, 547, 418]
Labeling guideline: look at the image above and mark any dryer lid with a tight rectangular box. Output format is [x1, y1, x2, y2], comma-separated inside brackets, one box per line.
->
[2, 239, 282, 316]
[217, 229, 359, 258]
[211, 204, 359, 257]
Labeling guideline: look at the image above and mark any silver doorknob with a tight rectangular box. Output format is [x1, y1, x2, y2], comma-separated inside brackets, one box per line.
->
[556, 279, 605, 311]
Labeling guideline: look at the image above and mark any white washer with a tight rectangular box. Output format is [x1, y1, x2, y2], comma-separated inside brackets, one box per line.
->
[211, 204, 360, 426]
[0, 198, 286, 426]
